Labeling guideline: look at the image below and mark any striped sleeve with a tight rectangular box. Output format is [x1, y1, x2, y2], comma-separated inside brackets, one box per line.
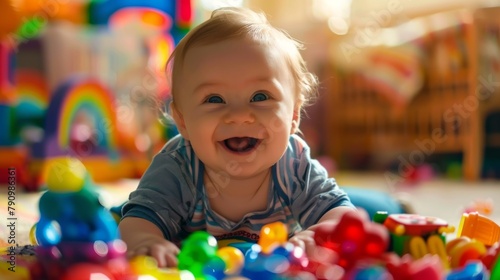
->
[286, 135, 354, 229]
[121, 135, 198, 241]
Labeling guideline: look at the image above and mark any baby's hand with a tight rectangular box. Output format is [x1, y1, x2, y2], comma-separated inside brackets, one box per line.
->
[288, 230, 338, 265]
[288, 230, 316, 256]
[126, 235, 180, 268]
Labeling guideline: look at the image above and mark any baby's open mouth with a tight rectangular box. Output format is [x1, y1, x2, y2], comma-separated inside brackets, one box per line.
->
[222, 137, 261, 153]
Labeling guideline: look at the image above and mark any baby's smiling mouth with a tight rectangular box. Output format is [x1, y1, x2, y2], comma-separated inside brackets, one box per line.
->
[222, 137, 261, 153]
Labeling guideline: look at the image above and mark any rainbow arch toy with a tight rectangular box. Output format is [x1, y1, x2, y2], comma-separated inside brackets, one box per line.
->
[35, 77, 119, 158]
[29, 77, 137, 187]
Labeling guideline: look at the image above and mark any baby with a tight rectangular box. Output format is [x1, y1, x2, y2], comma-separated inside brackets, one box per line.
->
[119, 6, 355, 267]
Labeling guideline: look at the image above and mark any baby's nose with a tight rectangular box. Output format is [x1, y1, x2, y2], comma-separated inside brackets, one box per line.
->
[224, 106, 255, 124]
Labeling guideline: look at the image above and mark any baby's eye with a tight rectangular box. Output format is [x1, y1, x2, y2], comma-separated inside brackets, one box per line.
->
[251, 92, 269, 102]
[205, 95, 225, 103]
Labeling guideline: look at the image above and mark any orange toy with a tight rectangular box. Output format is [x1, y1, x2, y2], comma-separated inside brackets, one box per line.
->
[458, 212, 500, 247]
[0, 1, 23, 41]
[0, 0, 85, 42]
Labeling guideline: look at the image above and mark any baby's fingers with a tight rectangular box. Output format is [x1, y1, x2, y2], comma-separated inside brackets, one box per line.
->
[150, 243, 180, 268]
[289, 234, 316, 256]
[127, 246, 149, 259]
[288, 236, 306, 251]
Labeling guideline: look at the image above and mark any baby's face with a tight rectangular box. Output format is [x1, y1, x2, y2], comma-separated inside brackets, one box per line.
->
[172, 38, 298, 179]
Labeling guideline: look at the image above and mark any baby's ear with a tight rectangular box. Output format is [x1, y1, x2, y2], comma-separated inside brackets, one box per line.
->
[170, 102, 189, 140]
[291, 106, 301, 134]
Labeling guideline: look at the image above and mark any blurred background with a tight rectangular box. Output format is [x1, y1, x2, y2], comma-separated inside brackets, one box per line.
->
[0, 0, 499, 192]
[244, 0, 500, 184]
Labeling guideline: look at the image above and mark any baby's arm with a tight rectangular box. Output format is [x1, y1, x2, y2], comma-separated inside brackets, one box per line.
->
[119, 217, 180, 267]
[308, 206, 356, 231]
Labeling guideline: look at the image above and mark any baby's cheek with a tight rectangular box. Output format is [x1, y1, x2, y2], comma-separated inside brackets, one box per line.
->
[266, 117, 290, 135]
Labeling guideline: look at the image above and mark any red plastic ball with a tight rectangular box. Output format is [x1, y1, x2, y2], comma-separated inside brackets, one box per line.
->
[61, 263, 114, 280]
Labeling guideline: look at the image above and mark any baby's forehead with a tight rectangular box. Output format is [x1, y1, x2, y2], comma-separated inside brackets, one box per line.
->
[173, 37, 302, 97]
[189, 35, 285, 52]
[181, 37, 293, 70]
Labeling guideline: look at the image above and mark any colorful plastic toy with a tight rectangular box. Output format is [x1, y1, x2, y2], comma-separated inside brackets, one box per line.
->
[240, 243, 293, 279]
[347, 265, 392, 280]
[28, 77, 140, 184]
[11, 205, 500, 279]
[258, 221, 288, 254]
[313, 210, 389, 270]
[481, 241, 500, 270]
[446, 261, 488, 280]
[33, 157, 119, 246]
[29, 158, 133, 279]
[458, 212, 500, 247]
[88, 0, 192, 31]
[446, 237, 487, 269]
[385, 253, 444, 280]
[491, 250, 500, 280]
[0, 1, 23, 40]
[216, 246, 245, 276]
[130, 255, 195, 279]
[382, 213, 454, 269]
[177, 231, 225, 278]
[384, 214, 450, 236]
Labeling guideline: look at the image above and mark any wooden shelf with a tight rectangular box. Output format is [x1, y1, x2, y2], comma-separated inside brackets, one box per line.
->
[486, 133, 500, 148]
[324, 7, 500, 181]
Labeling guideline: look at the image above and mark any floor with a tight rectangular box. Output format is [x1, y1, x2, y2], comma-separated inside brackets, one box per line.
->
[336, 171, 500, 235]
[1, 172, 499, 246]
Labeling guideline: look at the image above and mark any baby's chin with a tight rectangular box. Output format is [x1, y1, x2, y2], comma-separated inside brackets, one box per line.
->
[206, 158, 274, 179]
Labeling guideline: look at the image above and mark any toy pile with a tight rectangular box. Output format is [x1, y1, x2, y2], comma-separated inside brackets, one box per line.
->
[2, 158, 499, 280]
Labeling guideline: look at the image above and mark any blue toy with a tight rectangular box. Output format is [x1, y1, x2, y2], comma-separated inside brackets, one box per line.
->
[446, 261, 488, 280]
[30, 158, 127, 279]
[34, 158, 119, 246]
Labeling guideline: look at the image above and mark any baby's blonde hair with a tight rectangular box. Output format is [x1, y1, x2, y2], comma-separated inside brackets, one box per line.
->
[167, 7, 318, 112]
